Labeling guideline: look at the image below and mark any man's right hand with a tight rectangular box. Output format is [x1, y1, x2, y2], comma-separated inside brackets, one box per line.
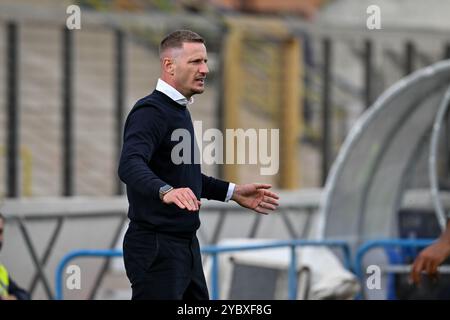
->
[162, 187, 201, 211]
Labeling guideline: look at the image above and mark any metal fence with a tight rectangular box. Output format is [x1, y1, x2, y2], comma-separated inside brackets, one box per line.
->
[54, 237, 450, 300]
[55, 239, 352, 300]
[3, 15, 450, 197]
[2, 190, 321, 299]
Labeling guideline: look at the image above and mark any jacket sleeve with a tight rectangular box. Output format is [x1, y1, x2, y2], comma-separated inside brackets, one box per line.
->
[8, 277, 31, 300]
[201, 174, 229, 201]
[118, 106, 168, 199]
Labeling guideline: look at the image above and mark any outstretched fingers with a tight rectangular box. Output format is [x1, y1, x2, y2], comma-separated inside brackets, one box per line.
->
[256, 199, 276, 211]
[263, 194, 279, 206]
[255, 183, 272, 190]
[263, 189, 279, 199]
[254, 205, 269, 215]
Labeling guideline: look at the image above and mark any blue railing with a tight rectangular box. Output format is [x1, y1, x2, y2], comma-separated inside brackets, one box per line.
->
[55, 239, 352, 300]
[55, 238, 442, 300]
[202, 239, 352, 300]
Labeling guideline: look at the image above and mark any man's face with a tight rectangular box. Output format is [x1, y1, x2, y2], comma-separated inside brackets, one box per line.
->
[0, 219, 4, 252]
[172, 42, 209, 98]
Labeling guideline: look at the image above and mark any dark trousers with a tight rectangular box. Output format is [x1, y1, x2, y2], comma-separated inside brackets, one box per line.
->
[123, 222, 209, 300]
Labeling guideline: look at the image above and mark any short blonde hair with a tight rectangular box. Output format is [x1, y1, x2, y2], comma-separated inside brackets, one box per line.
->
[159, 30, 205, 57]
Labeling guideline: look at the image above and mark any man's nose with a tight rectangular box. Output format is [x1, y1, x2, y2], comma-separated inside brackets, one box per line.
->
[200, 62, 209, 74]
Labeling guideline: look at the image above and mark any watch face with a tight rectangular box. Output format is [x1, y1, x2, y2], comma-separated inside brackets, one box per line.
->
[160, 185, 172, 194]
[159, 185, 172, 200]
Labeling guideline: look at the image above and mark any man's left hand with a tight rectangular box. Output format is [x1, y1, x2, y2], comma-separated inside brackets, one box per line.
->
[231, 183, 279, 215]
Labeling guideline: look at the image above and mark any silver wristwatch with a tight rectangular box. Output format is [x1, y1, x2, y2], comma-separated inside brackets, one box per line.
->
[159, 184, 174, 201]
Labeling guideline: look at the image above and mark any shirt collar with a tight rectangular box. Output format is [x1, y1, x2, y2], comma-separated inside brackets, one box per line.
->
[155, 78, 194, 106]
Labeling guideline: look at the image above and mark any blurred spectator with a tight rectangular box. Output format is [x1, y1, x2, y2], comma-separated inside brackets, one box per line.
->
[0, 213, 31, 300]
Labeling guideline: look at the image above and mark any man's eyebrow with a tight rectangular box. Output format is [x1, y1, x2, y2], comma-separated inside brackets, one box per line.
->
[189, 57, 207, 61]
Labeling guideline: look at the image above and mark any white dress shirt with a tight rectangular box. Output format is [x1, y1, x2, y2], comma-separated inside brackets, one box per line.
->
[155, 78, 236, 202]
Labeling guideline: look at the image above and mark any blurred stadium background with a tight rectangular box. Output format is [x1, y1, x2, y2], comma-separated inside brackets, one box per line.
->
[1, 0, 450, 300]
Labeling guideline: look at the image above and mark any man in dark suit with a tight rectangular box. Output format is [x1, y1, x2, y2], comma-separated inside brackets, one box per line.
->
[118, 30, 279, 300]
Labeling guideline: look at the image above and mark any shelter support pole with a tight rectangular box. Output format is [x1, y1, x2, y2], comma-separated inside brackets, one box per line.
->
[222, 27, 241, 184]
[279, 37, 301, 189]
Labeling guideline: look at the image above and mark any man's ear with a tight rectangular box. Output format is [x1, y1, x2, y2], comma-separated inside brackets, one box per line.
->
[163, 57, 175, 75]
